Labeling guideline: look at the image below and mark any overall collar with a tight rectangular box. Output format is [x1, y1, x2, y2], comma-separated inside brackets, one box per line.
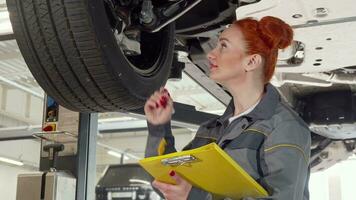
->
[217, 83, 280, 125]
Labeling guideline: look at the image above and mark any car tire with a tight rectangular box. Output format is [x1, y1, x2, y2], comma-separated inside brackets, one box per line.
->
[7, 0, 175, 112]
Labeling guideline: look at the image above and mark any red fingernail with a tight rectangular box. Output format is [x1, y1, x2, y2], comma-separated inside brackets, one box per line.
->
[161, 96, 168, 102]
[160, 98, 166, 104]
[149, 105, 154, 110]
[169, 170, 175, 177]
[155, 102, 159, 108]
[160, 99, 167, 108]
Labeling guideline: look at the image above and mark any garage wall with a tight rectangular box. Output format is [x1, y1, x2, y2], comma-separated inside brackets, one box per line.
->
[309, 155, 356, 200]
[0, 164, 37, 200]
[0, 84, 43, 127]
[0, 140, 40, 200]
[0, 140, 40, 166]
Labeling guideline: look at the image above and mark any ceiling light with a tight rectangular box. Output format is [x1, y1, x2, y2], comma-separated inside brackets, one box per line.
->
[129, 179, 150, 185]
[0, 156, 24, 166]
[98, 116, 136, 123]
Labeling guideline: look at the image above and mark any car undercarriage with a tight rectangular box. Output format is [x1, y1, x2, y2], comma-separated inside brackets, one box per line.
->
[5, 0, 356, 173]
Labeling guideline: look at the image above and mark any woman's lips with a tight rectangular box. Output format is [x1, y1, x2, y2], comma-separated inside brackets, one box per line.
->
[209, 63, 218, 70]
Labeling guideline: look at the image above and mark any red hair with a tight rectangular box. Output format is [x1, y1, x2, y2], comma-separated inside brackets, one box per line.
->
[232, 16, 293, 84]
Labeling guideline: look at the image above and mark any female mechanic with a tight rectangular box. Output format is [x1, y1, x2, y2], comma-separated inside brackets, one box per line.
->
[144, 16, 311, 200]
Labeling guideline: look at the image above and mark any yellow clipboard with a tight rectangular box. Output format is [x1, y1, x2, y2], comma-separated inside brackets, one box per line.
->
[139, 142, 268, 199]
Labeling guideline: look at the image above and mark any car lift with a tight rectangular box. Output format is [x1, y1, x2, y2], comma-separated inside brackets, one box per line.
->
[16, 95, 98, 200]
[15, 94, 218, 200]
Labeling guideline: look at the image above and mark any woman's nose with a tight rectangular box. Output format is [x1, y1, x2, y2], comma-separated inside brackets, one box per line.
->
[206, 50, 216, 62]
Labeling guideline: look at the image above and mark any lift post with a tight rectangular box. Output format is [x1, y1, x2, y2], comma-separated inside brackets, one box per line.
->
[16, 95, 98, 200]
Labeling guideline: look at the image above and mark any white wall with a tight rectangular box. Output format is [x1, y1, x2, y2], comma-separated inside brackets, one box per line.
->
[0, 84, 43, 127]
[310, 155, 356, 200]
[0, 164, 37, 200]
[0, 140, 40, 167]
[0, 140, 40, 200]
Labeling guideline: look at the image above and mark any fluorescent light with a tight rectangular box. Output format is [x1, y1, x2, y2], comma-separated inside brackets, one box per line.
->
[98, 116, 137, 123]
[129, 179, 150, 185]
[107, 150, 129, 160]
[0, 156, 24, 166]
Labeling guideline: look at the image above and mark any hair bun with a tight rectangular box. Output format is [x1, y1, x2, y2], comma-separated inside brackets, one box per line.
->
[257, 16, 293, 49]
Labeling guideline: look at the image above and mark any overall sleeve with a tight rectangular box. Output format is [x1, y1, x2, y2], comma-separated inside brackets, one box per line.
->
[144, 121, 177, 158]
[255, 120, 311, 200]
[145, 120, 216, 200]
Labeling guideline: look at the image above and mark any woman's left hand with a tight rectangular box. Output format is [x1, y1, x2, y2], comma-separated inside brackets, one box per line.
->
[152, 171, 192, 200]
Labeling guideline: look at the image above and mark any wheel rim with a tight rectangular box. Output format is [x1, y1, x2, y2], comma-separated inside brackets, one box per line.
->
[104, 1, 166, 77]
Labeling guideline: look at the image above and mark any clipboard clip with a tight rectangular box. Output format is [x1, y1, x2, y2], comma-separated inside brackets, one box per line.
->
[161, 155, 197, 166]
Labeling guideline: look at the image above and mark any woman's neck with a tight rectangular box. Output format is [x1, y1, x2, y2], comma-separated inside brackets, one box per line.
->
[225, 81, 265, 116]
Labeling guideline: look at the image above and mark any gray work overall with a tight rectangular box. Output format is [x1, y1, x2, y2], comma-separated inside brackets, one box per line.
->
[145, 84, 311, 200]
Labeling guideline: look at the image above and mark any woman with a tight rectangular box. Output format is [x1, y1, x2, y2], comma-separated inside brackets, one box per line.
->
[144, 16, 311, 200]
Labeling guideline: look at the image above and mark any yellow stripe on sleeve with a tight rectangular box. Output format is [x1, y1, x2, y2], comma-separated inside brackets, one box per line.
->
[157, 138, 167, 156]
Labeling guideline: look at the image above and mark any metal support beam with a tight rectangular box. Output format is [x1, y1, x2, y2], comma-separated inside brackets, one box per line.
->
[76, 113, 98, 200]
[128, 102, 219, 129]
[0, 85, 6, 110]
[184, 63, 231, 106]
[0, 135, 34, 141]
[0, 50, 22, 60]
[0, 33, 15, 41]
[0, 3, 7, 10]
[0, 76, 44, 98]
[0, 109, 35, 125]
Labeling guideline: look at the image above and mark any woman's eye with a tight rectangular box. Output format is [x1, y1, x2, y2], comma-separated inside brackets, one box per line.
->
[220, 43, 227, 49]
[215, 42, 227, 51]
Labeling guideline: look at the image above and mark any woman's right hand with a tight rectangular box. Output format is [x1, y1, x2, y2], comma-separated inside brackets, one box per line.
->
[144, 88, 174, 125]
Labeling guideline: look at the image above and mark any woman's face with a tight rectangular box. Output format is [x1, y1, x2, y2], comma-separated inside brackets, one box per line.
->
[207, 26, 248, 84]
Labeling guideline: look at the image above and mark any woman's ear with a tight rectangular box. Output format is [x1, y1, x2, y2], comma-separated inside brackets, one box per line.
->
[243, 54, 263, 72]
